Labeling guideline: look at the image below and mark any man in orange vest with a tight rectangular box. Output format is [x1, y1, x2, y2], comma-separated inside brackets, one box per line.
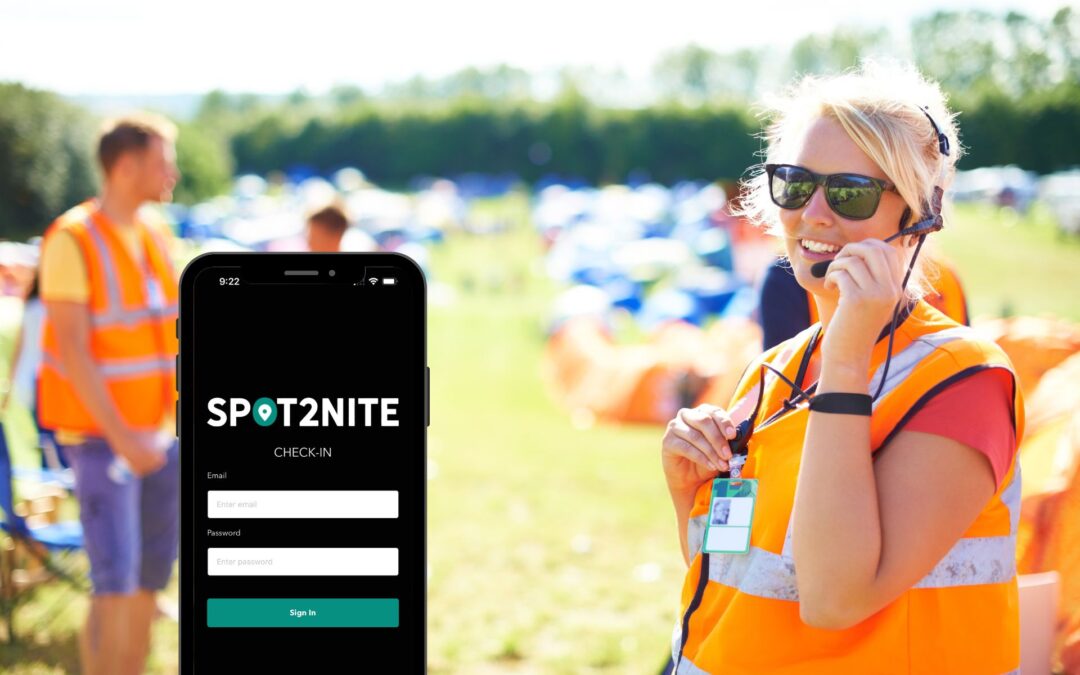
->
[39, 113, 180, 675]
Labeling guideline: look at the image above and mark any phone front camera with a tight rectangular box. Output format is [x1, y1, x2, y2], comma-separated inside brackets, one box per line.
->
[329, 269, 336, 277]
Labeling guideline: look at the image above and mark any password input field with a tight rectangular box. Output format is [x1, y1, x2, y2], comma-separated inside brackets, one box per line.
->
[208, 548, 398, 576]
[207, 490, 398, 519]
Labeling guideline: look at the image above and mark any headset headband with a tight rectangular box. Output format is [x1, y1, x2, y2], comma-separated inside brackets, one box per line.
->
[920, 106, 950, 157]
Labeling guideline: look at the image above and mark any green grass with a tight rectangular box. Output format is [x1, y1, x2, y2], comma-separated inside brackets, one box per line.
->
[938, 203, 1080, 321]
[1, 197, 1077, 673]
[426, 207, 682, 673]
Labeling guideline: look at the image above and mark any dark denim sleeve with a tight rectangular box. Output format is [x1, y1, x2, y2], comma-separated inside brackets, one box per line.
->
[758, 258, 812, 351]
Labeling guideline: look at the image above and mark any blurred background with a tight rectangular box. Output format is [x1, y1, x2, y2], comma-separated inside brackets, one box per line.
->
[1, 1, 1079, 673]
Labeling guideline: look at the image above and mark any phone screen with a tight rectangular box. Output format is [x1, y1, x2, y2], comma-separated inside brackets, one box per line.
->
[179, 253, 426, 672]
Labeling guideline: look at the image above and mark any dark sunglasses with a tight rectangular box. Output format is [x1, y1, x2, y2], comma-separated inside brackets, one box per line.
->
[766, 163, 898, 220]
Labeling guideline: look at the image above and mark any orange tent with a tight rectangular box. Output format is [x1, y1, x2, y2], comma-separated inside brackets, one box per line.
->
[1014, 351, 1080, 672]
[542, 317, 761, 425]
[977, 316, 1080, 397]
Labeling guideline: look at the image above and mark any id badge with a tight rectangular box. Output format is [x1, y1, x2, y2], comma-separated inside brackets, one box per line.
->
[702, 478, 758, 554]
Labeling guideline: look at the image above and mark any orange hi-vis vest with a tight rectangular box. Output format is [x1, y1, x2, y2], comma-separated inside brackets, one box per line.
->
[672, 301, 1025, 675]
[40, 200, 179, 436]
[923, 257, 969, 326]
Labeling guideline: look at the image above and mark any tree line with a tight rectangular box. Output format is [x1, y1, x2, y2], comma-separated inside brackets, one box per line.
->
[0, 7, 1077, 241]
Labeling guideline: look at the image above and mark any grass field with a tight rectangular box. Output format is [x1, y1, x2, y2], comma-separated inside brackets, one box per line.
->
[937, 202, 1080, 321]
[1, 197, 1077, 673]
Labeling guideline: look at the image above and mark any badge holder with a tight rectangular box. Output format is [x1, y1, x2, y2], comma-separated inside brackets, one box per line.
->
[700, 383, 766, 555]
[702, 465, 758, 554]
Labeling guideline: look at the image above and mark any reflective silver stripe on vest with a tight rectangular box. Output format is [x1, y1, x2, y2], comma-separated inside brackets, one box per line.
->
[85, 217, 124, 313]
[868, 326, 974, 408]
[91, 304, 178, 329]
[675, 654, 712, 675]
[687, 514, 707, 561]
[688, 460, 1019, 599]
[697, 528, 1014, 600]
[99, 357, 174, 377]
[670, 620, 682, 666]
[912, 535, 1017, 588]
[42, 353, 173, 380]
[707, 544, 800, 601]
[85, 216, 176, 328]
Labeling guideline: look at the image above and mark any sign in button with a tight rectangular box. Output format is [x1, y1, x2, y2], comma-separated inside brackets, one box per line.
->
[207, 598, 399, 628]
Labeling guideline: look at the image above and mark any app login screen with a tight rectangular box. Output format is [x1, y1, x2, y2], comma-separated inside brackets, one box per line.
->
[185, 260, 424, 670]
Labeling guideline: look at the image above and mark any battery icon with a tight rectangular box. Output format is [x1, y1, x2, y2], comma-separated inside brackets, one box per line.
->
[382, 278, 397, 285]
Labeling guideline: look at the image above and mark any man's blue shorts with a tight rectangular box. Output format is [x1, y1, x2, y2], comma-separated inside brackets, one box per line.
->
[63, 436, 179, 595]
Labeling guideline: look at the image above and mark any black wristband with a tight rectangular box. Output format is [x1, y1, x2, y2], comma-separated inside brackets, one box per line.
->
[808, 392, 872, 416]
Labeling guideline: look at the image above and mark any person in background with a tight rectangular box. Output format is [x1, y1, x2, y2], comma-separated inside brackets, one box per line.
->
[306, 204, 350, 252]
[39, 113, 180, 675]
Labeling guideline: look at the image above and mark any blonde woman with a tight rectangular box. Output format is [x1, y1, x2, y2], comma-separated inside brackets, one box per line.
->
[662, 64, 1023, 674]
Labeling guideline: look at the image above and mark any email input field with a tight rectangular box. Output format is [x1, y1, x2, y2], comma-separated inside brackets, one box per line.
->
[207, 490, 398, 519]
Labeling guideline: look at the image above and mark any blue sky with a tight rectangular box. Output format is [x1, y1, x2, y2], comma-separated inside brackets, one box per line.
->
[0, 0, 1069, 95]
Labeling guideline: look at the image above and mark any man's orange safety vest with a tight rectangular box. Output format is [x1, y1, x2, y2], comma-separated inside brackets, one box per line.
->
[672, 300, 1024, 675]
[39, 200, 179, 436]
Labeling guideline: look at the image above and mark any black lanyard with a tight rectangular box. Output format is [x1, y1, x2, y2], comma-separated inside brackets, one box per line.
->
[726, 326, 822, 463]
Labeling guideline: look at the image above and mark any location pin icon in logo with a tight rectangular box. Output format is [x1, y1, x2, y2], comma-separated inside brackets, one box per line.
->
[253, 397, 278, 426]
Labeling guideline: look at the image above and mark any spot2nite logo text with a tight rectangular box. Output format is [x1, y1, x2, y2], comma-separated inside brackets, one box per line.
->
[206, 397, 399, 428]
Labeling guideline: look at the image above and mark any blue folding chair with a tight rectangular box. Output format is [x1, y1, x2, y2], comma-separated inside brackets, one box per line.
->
[0, 421, 84, 643]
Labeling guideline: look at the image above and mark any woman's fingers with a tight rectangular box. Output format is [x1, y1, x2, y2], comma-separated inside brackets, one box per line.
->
[665, 406, 735, 471]
[859, 239, 903, 287]
[667, 433, 728, 473]
[824, 267, 858, 296]
[669, 421, 723, 471]
[827, 253, 874, 291]
[828, 241, 903, 299]
[683, 406, 735, 461]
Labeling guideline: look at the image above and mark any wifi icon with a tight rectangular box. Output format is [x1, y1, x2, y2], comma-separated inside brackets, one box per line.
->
[369, 277, 379, 285]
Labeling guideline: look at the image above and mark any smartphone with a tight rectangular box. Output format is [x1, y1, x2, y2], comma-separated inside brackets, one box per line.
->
[178, 253, 426, 672]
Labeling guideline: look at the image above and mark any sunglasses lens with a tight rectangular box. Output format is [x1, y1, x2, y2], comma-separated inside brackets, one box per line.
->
[827, 174, 882, 219]
[770, 165, 815, 208]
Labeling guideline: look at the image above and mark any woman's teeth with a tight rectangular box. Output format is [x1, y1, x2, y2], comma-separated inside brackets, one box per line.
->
[801, 239, 840, 254]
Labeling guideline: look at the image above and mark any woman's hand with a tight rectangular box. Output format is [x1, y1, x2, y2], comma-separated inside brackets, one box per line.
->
[822, 239, 906, 367]
[662, 404, 737, 494]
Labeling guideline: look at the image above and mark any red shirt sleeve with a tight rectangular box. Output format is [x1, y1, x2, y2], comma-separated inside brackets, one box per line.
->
[901, 368, 1017, 489]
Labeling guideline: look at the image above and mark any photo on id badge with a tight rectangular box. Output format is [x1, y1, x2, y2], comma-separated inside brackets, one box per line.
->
[703, 478, 757, 554]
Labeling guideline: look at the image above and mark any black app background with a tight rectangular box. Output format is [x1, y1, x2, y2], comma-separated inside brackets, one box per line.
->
[180, 256, 425, 672]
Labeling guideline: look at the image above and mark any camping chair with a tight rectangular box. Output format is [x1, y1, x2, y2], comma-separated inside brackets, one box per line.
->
[11, 428, 75, 493]
[0, 422, 85, 643]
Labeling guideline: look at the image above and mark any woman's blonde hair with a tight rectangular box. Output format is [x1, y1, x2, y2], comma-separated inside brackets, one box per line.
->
[737, 61, 963, 299]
